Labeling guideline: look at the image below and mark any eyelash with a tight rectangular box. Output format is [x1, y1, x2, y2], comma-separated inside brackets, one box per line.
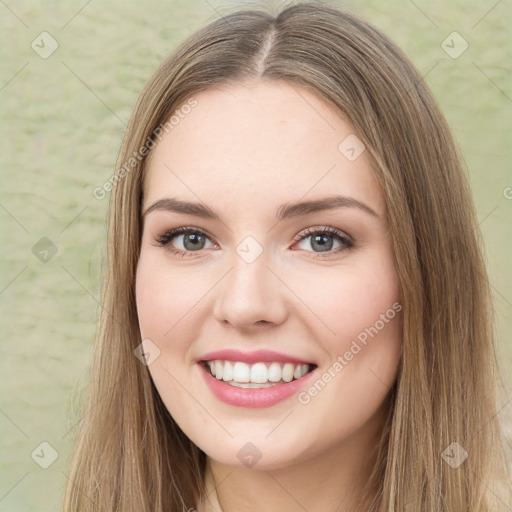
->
[155, 225, 354, 260]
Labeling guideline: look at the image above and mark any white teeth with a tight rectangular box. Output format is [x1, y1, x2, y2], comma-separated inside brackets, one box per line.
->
[214, 360, 223, 380]
[294, 364, 309, 379]
[268, 362, 282, 382]
[250, 362, 268, 384]
[205, 360, 311, 385]
[222, 361, 233, 381]
[233, 362, 250, 383]
[282, 363, 294, 382]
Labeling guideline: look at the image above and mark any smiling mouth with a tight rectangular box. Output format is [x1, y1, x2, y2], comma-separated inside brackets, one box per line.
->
[202, 360, 317, 388]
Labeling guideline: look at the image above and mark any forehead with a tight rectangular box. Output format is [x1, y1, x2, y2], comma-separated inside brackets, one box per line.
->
[143, 80, 384, 217]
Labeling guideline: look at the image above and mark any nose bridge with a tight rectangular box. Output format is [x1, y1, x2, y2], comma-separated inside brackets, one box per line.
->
[213, 238, 287, 328]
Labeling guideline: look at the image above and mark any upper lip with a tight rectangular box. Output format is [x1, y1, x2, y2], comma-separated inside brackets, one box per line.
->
[199, 349, 313, 365]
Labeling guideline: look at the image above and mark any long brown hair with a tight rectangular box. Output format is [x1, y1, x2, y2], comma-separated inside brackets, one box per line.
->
[64, 1, 511, 510]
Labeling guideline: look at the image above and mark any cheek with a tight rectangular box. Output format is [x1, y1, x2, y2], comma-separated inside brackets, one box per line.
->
[135, 255, 203, 417]
[294, 255, 401, 425]
[291, 248, 401, 407]
[292, 258, 400, 353]
[135, 261, 169, 341]
[135, 253, 206, 343]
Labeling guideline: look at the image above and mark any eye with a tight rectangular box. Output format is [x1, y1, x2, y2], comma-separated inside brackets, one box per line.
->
[292, 226, 353, 258]
[156, 227, 216, 257]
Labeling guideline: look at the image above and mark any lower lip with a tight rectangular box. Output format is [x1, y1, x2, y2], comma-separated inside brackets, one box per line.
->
[199, 363, 315, 408]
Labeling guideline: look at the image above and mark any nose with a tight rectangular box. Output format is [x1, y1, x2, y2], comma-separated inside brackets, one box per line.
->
[212, 252, 288, 331]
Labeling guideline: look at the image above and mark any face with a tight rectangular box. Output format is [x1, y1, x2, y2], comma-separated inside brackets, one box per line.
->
[135, 80, 402, 470]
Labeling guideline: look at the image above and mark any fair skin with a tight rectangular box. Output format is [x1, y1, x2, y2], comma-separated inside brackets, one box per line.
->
[135, 80, 402, 512]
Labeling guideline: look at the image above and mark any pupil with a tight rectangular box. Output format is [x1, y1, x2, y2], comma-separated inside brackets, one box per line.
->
[312, 234, 333, 252]
[184, 233, 204, 250]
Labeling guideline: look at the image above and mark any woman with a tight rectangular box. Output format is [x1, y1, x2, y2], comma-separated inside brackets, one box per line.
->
[64, 1, 511, 510]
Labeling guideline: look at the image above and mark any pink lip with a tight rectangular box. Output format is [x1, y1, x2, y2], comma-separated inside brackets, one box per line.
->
[199, 349, 312, 365]
[198, 363, 317, 408]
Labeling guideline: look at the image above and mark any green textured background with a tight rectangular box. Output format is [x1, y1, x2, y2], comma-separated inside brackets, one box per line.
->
[1, 1, 511, 510]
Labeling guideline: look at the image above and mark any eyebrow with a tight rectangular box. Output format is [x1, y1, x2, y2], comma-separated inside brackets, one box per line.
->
[142, 195, 378, 221]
